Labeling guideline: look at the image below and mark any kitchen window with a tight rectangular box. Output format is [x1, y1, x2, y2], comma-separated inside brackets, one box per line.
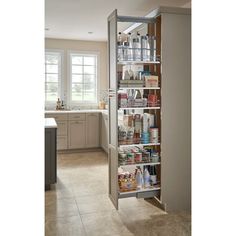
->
[69, 52, 99, 105]
[45, 50, 63, 106]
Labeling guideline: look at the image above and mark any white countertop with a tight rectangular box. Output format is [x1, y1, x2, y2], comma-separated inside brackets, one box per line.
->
[45, 109, 108, 115]
[45, 118, 57, 128]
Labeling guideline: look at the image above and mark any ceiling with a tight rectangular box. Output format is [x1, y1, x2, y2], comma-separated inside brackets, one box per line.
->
[45, 0, 190, 41]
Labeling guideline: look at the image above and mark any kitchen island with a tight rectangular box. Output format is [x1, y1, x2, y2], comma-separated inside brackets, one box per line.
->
[45, 118, 57, 190]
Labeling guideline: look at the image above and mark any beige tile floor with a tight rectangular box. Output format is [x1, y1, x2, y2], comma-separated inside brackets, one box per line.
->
[45, 150, 191, 236]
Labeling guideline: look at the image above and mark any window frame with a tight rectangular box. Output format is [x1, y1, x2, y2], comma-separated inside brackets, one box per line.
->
[45, 49, 64, 108]
[68, 50, 100, 108]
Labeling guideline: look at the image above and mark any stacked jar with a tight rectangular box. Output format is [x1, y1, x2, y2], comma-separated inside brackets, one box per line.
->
[149, 128, 158, 143]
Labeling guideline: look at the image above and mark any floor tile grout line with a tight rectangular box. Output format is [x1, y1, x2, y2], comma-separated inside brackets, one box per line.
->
[74, 197, 88, 236]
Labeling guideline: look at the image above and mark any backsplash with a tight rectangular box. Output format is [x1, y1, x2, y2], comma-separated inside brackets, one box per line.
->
[45, 89, 108, 110]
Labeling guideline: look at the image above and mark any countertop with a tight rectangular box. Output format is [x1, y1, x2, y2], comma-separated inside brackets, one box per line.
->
[45, 109, 108, 115]
[45, 118, 57, 129]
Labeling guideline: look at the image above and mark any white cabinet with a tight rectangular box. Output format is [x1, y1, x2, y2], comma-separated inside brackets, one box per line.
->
[56, 121, 68, 149]
[68, 120, 86, 149]
[45, 113, 68, 150]
[101, 113, 108, 153]
[45, 111, 103, 150]
[57, 121, 67, 136]
[57, 135, 68, 150]
[86, 113, 100, 148]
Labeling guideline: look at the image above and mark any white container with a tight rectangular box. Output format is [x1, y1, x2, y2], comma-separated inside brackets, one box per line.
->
[135, 169, 143, 189]
[133, 35, 141, 61]
[143, 168, 150, 188]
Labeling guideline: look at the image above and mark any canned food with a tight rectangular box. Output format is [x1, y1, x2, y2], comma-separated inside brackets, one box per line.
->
[118, 153, 127, 165]
[151, 153, 159, 162]
[149, 128, 158, 143]
[127, 153, 135, 164]
[135, 152, 142, 163]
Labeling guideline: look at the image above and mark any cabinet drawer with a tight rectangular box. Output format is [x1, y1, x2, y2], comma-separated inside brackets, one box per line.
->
[57, 136, 67, 150]
[68, 113, 86, 121]
[57, 121, 68, 136]
[45, 113, 68, 121]
[86, 113, 99, 118]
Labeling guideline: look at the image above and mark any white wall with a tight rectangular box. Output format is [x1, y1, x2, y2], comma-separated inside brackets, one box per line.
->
[45, 38, 108, 108]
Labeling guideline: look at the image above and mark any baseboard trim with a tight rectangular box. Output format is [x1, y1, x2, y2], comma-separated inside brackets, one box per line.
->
[57, 147, 104, 154]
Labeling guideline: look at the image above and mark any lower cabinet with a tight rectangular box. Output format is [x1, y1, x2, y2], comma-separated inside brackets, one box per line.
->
[57, 136, 68, 150]
[45, 127, 57, 190]
[68, 120, 86, 149]
[45, 111, 103, 150]
[101, 113, 108, 153]
[57, 121, 68, 150]
[45, 113, 68, 150]
[86, 113, 100, 148]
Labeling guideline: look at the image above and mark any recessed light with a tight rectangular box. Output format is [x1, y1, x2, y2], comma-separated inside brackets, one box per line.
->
[88, 31, 93, 34]
[45, 28, 50, 31]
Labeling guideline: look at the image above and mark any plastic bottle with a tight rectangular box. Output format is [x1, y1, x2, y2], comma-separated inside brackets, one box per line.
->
[135, 168, 143, 189]
[117, 32, 123, 61]
[133, 32, 141, 61]
[123, 41, 129, 61]
[146, 34, 150, 61]
[141, 35, 147, 61]
[150, 36, 157, 61]
[143, 167, 150, 188]
[127, 33, 133, 61]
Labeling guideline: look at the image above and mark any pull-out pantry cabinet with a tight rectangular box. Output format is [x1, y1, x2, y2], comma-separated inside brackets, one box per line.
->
[107, 7, 191, 212]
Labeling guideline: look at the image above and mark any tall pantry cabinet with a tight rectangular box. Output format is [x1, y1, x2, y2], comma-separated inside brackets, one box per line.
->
[108, 7, 191, 211]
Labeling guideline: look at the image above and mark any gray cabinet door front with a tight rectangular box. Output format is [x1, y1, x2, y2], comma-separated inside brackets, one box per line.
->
[45, 128, 57, 188]
[108, 9, 118, 209]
